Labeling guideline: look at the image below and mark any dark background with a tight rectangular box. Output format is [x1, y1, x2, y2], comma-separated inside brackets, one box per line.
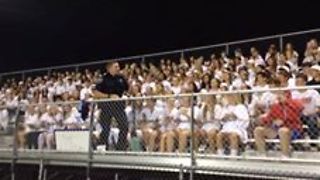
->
[0, 1, 319, 73]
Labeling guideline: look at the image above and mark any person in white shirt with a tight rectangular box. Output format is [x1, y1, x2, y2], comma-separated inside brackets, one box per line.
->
[38, 105, 63, 150]
[177, 96, 202, 153]
[292, 73, 320, 147]
[232, 66, 252, 90]
[170, 76, 182, 95]
[24, 105, 41, 149]
[5, 90, 19, 123]
[0, 100, 9, 132]
[63, 104, 82, 129]
[140, 98, 166, 151]
[249, 71, 273, 117]
[265, 44, 280, 62]
[276, 66, 295, 88]
[159, 97, 179, 152]
[80, 80, 92, 100]
[65, 78, 77, 95]
[198, 95, 223, 153]
[216, 93, 250, 156]
[249, 47, 265, 67]
[54, 79, 66, 99]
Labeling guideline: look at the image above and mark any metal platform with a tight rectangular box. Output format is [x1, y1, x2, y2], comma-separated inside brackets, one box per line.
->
[0, 149, 320, 179]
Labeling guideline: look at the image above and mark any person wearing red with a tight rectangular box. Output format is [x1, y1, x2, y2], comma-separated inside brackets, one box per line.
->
[254, 80, 304, 158]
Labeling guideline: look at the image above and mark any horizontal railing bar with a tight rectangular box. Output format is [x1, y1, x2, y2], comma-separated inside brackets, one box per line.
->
[1, 28, 320, 77]
[1, 85, 320, 108]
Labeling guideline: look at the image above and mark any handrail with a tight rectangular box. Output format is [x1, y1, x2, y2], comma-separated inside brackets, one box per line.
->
[1, 28, 319, 77]
[1, 85, 319, 108]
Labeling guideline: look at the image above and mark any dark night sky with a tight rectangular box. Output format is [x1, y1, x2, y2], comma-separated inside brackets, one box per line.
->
[0, 1, 319, 73]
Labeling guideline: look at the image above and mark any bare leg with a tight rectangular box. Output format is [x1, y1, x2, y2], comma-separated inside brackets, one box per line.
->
[279, 127, 291, 157]
[216, 132, 225, 155]
[178, 130, 189, 153]
[229, 132, 239, 156]
[166, 131, 175, 152]
[254, 126, 266, 155]
[160, 133, 167, 152]
[207, 129, 217, 153]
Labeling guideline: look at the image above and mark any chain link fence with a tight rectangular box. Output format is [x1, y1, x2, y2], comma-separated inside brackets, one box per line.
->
[1, 87, 320, 179]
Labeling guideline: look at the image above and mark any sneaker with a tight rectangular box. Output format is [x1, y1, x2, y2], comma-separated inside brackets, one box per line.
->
[217, 149, 224, 156]
[280, 154, 290, 159]
[230, 149, 238, 156]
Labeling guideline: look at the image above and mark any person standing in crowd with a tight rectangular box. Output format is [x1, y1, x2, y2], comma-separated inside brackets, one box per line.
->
[93, 61, 129, 151]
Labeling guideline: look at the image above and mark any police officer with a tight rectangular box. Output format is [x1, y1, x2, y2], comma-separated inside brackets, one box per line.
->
[93, 61, 129, 150]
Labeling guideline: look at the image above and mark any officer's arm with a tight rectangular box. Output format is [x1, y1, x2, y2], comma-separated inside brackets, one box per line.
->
[92, 90, 109, 99]
[93, 78, 110, 99]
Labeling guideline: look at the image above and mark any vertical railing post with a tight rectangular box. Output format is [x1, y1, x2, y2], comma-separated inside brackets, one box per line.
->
[21, 72, 25, 82]
[75, 66, 79, 73]
[141, 56, 145, 64]
[279, 36, 284, 52]
[86, 102, 96, 180]
[225, 44, 230, 56]
[179, 164, 184, 180]
[189, 94, 195, 180]
[11, 105, 21, 180]
[180, 50, 185, 60]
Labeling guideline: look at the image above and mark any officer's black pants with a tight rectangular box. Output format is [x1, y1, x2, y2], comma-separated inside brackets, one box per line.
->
[98, 102, 128, 151]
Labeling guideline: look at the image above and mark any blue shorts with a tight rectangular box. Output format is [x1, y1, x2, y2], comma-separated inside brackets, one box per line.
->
[290, 129, 302, 140]
[272, 125, 302, 140]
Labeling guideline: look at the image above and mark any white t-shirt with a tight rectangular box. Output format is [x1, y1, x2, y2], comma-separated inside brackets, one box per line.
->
[25, 113, 40, 132]
[40, 112, 63, 132]
[55, 84, 66, 96]
[171, 86, 181, 95]
[65, 82, 76, 93]
[291, 89, 320, 115]
[5, 97, 18, 110]
[80, 87, 92, 100]
[0, 109, 9, 128]
[141, 106, 166, 122]
[178, 105, 203, 122]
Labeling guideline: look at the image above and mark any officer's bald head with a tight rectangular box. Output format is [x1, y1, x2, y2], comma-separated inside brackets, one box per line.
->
[106, 61, 120, 76]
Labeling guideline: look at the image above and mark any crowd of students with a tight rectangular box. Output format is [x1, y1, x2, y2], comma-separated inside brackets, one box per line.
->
[1, 39, 320, 158]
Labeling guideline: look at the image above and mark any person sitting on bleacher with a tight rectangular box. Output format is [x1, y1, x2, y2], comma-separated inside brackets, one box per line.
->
[38, 105, 63, 150]
[216, 93, 250, 156]
[0, 100, 9, 132]
[291, 73, 320, 150]
[159, 97, 179, 153]
[254, 80, 304, 158]
[140, 98, 165, 152]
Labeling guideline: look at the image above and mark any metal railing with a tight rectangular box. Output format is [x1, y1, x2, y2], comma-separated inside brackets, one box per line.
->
[0, 28, 320, 82]
[1, 86, 320, 179]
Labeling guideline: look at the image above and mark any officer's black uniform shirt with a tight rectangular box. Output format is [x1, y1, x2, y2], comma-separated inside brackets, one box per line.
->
[96, 73, 129, 97]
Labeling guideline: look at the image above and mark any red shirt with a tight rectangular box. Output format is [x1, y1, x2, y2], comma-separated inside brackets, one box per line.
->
[261, 99, 304, 131]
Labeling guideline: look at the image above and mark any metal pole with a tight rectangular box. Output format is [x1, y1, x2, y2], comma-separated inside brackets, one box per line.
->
[86, 103, 96, 180]
[279, 36, 284, 52]
[180, 50, 185, 59]
[189, 94, 195, 180]
[225, 44, 230, 56]
[21, 72, 25, 82]
[179, 164, 184, 180]
[11, 106, 21, 180]
[38, 159, 44, 180]
[43, 168, 47, 180]
[75, 66, 79, 73]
